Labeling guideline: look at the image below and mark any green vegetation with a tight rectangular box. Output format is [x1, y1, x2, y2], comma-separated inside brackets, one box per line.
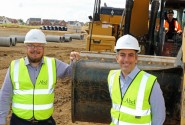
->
[0, 24, 40, 29]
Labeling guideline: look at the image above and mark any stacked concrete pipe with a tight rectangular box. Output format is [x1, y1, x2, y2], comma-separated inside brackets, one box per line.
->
[11, 37, 17, 46]
[10, 35, 25, 43]
[64, 36, 72, 42]
[64, 34, 84, 40]
[16, 36, 25, 43]
[46, 35, 64, 42]
[0, 37, 12, 47]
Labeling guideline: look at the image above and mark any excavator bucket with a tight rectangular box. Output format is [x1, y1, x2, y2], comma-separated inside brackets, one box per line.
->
[72, 51, 183, 124]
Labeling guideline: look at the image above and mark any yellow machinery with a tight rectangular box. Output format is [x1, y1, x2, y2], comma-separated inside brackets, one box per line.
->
[86, 0, 150, 53]
[86, 0, 124, 52]
[72, 0, 185, 124]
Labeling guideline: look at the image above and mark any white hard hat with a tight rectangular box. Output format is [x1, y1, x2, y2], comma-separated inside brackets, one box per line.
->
[115, 34, 140, 52]
[24, 29, 47, 44]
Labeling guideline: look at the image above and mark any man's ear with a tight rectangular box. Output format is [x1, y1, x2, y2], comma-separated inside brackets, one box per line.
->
[135, 54, 138, 63]
[116, 55, 119, 63]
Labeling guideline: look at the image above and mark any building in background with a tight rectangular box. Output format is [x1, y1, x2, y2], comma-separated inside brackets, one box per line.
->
[42, 19, 67, 26]
[26, 18, 41, 25]
[67, 21, 82, 33]
[0, 16, 18, 24]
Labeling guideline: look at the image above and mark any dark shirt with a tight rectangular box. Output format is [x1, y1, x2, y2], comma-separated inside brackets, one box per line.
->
[166, 19, 176, 39]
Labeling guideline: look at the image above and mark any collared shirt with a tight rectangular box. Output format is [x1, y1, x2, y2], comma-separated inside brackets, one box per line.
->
[0, 57, 72, 124]
[120, 66, 166, 125]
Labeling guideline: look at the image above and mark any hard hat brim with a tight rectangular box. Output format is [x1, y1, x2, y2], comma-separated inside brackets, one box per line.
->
[24, 41, 47, 44]
[114, 47, 140, 52]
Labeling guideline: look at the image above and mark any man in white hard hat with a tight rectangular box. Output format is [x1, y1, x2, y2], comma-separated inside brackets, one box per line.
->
[0, 29, 79, 125]
[108, 34, 166, 125]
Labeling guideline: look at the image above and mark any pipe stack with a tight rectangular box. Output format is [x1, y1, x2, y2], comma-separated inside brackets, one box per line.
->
[64, 34, 84, 40]
[64, 36, 72, 42]
[11, 37, 17, 46]
[46, 35, 64, 42]
[0, 37, 12, 47]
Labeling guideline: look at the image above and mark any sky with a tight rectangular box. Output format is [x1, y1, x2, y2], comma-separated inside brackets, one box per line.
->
[0, 0, 125, 23]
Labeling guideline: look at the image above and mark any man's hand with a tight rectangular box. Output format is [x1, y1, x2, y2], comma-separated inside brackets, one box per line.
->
[70, 51, 80, 62]
[177, 31, 182, 35]
[165, 29, 168, 33]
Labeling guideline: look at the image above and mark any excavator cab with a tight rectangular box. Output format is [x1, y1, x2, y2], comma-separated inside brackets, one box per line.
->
[72, 0, 185, 124]
[155, 8, 183, 57]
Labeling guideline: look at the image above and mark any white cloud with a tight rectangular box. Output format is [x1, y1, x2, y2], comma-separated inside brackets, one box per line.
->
[0, 0, 125, 22]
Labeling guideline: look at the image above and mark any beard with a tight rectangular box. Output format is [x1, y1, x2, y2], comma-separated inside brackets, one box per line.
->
[27, 50, 43, 63]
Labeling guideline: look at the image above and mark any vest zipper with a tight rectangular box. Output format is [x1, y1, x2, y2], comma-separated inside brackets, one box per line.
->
[117, 74, 137, 124]
[33, 85, 35, 119]
[117, 77, 122, 124]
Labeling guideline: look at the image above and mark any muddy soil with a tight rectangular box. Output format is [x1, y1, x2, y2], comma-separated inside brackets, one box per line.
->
[0, 27, 107, 125]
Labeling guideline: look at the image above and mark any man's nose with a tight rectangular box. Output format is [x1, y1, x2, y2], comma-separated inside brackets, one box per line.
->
[124, 55, 129, 61]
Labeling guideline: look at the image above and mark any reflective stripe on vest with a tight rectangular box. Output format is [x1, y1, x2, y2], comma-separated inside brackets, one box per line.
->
[164, 20, 169, 31]
[112, 117, 151, 125]
[112, 103, 151, 116]
[108, 70, 156, 125]
[108, 70, 121, 99]
[10, 56, 56, 120]
[175, 21, 178, 31]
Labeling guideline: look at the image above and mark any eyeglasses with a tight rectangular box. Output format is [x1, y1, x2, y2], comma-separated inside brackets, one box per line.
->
[26, 44, 44, 50]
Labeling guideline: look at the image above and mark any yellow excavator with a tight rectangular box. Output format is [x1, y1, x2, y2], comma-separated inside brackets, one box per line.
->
[72, 0, 185, 124]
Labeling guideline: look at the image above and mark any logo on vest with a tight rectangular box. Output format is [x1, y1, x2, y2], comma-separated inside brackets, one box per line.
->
[124, 98, 135, 106]
[38, 80, 48, 85]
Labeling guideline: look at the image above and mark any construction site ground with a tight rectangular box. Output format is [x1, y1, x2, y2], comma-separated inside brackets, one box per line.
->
[0, 27, 107, 125]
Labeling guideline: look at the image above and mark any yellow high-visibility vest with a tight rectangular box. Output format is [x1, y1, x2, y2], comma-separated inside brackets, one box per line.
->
[10, 56, 56, 120]
[108, 70, 156, 125]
